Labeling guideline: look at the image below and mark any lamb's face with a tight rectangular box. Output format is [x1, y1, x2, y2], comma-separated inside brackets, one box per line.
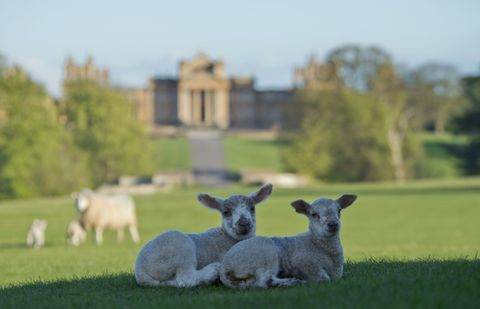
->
[197, 183, 273, 241]
[72, 193, 89, 213]
[219, 195, 257, 240]
[32, 219, 48, 232]
[291, 194, 357, 239]
[308, 198, 343, 238]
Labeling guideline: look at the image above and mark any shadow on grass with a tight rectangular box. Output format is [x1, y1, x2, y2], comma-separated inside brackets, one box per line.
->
[1, 259, 479, 308]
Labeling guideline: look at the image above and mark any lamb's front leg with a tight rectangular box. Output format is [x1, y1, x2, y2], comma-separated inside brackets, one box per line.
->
[307, 267, 331, 283]
[95, 227, 103, 245]
[171, 262, 221, 287]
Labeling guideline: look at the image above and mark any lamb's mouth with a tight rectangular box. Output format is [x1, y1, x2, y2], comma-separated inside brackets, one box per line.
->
[236, 226, 252, 236]
[327, 228, 339, 235]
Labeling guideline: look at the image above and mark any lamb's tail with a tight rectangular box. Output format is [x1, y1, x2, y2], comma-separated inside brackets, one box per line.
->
[220, 270, 256, 288]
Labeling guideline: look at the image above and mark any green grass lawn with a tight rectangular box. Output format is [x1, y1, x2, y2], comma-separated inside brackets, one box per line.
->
[151, 137, 191, 171]
[224, 137, 287, 172]
[1, 178, 479, 307]
[152, 133, 468, 176]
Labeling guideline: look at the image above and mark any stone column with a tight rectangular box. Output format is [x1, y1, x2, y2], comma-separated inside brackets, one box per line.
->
[205, 91, 212, 126]
[178, 89, 191, 126]
[215, 90, 229, 129]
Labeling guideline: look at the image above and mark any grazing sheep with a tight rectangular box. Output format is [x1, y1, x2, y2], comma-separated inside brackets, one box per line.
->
[26, 219, 48, 249]
[220, 194, 357, 288]
[71, 189, 140, 245]
[134, 183, 273, 288]
[66, 220, 86, 246]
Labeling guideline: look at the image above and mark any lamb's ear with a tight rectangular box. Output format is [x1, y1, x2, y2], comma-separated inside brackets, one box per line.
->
[197, 194, 223, 210]
[337, 194, 357, 209]
[291, 199, 310, 215]
[248, 183, 273, 205]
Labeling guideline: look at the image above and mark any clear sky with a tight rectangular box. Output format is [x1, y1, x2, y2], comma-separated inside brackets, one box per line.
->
[1, 0, 479, 96]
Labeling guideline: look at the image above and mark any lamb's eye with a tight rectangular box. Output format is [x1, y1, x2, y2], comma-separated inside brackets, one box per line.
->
[311, 213, 320, 219]
[222, 210, 231, 216]
[250, 206, 255, 212]
[338, 209, 341, 215]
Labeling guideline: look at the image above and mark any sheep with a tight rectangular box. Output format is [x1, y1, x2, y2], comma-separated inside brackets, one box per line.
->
[220, 194, 357, 288]
[26, 219, 48, 249]
[134, 183, 273, 288]
[71, 189, 140, 245]
[66, 220, 86, 246]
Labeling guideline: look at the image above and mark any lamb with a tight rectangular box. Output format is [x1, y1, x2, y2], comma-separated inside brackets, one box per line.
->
[26, 219, 48, 249]
[220, 194, 357, 288]
[134, 183, 273, 288]
[66, 220, 86, 246]
[71, 189, 140, 245]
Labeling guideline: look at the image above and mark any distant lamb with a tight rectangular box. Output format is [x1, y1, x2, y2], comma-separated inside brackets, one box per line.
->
[134, 183, 273, 288]
[71, 189, 140, 245]
[26, 219, 48, 249]
[66, 220, 86, 246]
[220, 194, 357, 288]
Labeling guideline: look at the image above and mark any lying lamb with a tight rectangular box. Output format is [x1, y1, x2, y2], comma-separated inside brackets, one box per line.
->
[72, 189, 140, 245]
[134, 183, 273, 288]
[220, 194, 357, 288]
[26, 219, 48, 249]
[66, 220, 86, 246]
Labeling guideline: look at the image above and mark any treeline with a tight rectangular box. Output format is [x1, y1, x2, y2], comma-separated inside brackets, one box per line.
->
[0, 56, 153, 200]
[284, 45, 473, 182]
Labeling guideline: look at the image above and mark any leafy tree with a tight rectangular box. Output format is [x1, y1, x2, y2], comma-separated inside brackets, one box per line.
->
[409, 63, 464, 133]
[371, 63, 423, 181]
[0, 68, 90, 199]
[454, 76, 480, 174]
[62, 80, 153, 186]
[326, 45, 392, 92]
[284, 89, 394, 182]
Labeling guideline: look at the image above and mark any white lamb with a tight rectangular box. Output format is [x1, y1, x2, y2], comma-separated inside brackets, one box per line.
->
[66, 220, 86, 246]
[220, 194, 357, 288]
[71, 189, 140, 245]
[134, 184, 273, 288]
[26, 219, 48, 249]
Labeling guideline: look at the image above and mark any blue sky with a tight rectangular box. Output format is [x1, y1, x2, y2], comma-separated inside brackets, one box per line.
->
[1, 0, 479, 96]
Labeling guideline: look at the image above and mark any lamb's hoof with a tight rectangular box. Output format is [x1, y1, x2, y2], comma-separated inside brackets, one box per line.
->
[204, 262, 221, 282]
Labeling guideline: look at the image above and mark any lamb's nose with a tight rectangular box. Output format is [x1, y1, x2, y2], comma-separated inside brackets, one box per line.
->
[238, 218, 250, 227]
[328, 222, 339, 229]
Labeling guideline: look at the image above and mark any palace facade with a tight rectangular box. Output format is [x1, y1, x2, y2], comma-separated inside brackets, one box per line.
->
[63, 53, 339, 130]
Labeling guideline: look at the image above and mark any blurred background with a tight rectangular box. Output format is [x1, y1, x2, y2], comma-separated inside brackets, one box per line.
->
[0, 0, 479, 286]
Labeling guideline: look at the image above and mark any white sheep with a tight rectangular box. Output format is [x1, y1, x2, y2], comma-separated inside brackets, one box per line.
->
[71, 189, 140, 245]
[134, 184, 273, 288]
[66, 220, 86, 246]
[26, 219, 48, 249]
[220, 194, 357, 288]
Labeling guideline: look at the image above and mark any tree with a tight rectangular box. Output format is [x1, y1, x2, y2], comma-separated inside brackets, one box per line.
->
[62, 80, 153, 186]
[283, 89, 394, 182]
[454, 76, 480, 174]
[371, 63, 423, 181]
[0, 67, 90, 199]
[326, 45, 392, 92]
[409, 63, 464, 133]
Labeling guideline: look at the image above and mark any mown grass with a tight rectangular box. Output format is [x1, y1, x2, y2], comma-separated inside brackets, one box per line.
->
[151, 137, 191, 171]
[152, 133, 468, 175]
[224, 137, 287, 172]
[1, 177, 479, 307]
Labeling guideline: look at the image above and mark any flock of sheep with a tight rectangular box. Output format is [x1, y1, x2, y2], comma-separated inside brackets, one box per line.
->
[26, 188, 141, 249]
[27, 184, 358, 289]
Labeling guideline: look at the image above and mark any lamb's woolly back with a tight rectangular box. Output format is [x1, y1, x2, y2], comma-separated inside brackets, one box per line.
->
[71, 189, 139, 245]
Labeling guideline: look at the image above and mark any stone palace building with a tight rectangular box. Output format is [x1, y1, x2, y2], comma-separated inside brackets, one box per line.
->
[63, 53, 339, 130]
